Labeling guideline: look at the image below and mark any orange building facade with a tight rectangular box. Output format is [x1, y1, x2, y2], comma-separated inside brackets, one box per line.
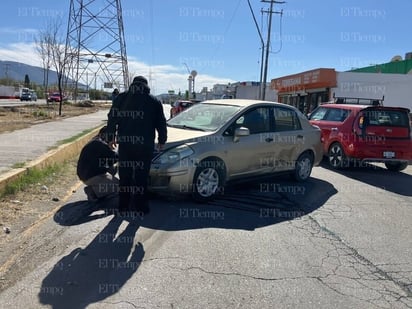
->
[271, 68, 337, 114]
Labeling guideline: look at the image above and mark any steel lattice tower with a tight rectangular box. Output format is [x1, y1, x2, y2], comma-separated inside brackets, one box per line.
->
[64, 0, 129, 99]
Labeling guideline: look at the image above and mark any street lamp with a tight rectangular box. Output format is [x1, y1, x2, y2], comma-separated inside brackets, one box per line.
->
[190, 70, 197, 99]
[182, 63, 198, 99]
[187, 75, 193, 99]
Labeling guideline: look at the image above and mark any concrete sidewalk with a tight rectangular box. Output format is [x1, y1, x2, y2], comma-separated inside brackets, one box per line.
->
[0, 109, 108, 177]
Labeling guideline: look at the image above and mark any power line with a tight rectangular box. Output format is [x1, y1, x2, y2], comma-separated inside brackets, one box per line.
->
[260, 0, 285, 100]
[247, 0, 265, 99]
[211, 0, 242, 60]
[270, 8, 284, 55]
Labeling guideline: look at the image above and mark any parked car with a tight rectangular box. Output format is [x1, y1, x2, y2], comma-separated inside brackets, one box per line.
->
[149, 99, 323, 201]
[170, 100, 195, 118]
[47, 92, 63, 103]
[20, 91, 37, 101]
[308, 103, 412, 171]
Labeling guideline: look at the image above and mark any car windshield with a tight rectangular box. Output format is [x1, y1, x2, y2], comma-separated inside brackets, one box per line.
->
[167, 103, 241, 131]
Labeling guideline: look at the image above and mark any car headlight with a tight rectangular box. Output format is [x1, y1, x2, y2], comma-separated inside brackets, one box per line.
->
[153, 144, 194, 165]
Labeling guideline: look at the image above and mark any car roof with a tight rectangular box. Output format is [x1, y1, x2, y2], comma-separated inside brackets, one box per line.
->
[201, 99, 291, 108]
[318, 103, 368, 110]
[319, 103, 410, 112]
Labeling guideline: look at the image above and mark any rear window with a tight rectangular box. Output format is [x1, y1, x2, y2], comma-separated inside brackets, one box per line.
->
[361, 109, 410, 127]
[273, 107, 302, 131]
[309, 107, 350, 122]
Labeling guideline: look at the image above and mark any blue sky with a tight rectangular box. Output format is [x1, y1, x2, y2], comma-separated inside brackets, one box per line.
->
[0, 0, 411, 94]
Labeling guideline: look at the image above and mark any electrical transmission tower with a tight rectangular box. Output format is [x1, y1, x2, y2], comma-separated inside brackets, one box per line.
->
[64, 0, 129, 100]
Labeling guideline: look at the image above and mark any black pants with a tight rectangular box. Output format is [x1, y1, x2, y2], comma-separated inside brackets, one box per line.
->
[118, 145, 152, 211]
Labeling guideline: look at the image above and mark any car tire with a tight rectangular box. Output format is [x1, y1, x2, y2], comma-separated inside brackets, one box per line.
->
[292, 152, 313, 182]
[192, 159, 225, 202]
[384, 161, 408, 172]
[328, 143, 348, 169]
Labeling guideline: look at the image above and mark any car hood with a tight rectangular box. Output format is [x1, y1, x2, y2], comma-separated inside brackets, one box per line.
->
[164, 127, 215, 147]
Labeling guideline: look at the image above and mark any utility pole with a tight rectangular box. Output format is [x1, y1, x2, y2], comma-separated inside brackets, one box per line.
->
[261, 0, 285, 100]
[4, 63, 10, 84]
[247, 0, 265, 100]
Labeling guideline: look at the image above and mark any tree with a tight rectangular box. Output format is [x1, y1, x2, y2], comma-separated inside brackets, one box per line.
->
[24, 74, 30, 88]
[35, 26, 52, 101]
[35, 20, 69, 116]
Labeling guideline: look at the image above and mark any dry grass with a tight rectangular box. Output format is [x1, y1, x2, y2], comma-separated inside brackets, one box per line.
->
[0, 102, 110, 134]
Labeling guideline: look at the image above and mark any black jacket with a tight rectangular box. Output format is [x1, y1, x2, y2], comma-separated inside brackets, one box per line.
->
[106, 82, 167, 151]
[77, 136, 117, 181]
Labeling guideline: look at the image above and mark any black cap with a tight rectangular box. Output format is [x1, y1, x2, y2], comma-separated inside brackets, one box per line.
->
[132, 76, 148, 85]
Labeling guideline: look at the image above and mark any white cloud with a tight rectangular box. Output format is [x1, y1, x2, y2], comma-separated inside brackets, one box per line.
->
[127, 57, 235, 94]
[0, 42, 41, 67]
[0, 42, 235, 94]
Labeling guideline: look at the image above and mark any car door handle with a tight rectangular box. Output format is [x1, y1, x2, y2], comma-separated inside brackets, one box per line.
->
[265, 137, 274, 142]
[331, 127, 338, 132]
[296, 135, 304, 139]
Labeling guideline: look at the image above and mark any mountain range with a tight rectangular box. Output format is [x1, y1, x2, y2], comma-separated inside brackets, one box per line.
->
[0, 60, 59, 86]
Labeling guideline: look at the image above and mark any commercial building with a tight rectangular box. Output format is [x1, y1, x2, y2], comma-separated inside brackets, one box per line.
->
[270, 55, 412, 113]
[198, 82, 276, 101]
[271, 68, 336, 115]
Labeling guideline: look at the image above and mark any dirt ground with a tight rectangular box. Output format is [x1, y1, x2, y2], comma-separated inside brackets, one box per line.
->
[0, 101, 110, 134]
[0, 157, 84, 291]
[0, 101, 111, 224]
[0, 102, 111, 290]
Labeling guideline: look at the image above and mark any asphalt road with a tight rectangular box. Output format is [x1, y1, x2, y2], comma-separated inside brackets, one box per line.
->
[0, 99, 114, 107]
[0, 162, 411, 308]
[0, 98, 48, 106]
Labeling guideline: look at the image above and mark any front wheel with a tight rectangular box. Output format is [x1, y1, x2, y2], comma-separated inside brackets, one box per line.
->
[385, 161, 408, 172]
[292, 153, 313, 182]
[192, 159, 225, 202]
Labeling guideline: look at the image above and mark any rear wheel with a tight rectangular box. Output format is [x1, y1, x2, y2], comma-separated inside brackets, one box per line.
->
[293, 152, 313, 181]
[192, 159, 225, 202]
[328, 143, 348, 169]
[385, 161, 408, 172]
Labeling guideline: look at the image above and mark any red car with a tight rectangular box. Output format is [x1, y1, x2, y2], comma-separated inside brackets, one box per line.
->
[47, 92, 63, 103]
[170, 100, 195, 118]
[309, 103, 412, 171]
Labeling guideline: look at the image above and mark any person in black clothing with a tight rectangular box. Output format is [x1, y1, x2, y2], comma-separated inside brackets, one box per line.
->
[106, 76, 167, 215]
[77, 126, 119, 201]
[111, 88, 119, 104]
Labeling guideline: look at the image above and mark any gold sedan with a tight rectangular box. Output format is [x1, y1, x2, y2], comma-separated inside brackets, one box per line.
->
[150, 99, 323, 202]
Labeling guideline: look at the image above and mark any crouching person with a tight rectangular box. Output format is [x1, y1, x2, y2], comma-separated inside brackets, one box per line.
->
[77, 126, 119, 201]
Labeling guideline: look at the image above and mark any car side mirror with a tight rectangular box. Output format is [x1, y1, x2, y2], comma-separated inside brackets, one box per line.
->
[233, 127, 250, 143]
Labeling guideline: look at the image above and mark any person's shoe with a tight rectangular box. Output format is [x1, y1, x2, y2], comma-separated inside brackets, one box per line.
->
[84, 186, 98, 202]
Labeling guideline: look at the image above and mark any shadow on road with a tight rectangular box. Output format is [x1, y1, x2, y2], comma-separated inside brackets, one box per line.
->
[39, 216, 143, 309]
[319, 160, 412, 196]
[54, 176, 337, 232]
[53, 195, 118, 226]
[45, 175, 336, 306]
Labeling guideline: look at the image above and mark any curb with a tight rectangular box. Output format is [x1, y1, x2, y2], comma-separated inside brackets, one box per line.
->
[0, 125, 104, 195]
